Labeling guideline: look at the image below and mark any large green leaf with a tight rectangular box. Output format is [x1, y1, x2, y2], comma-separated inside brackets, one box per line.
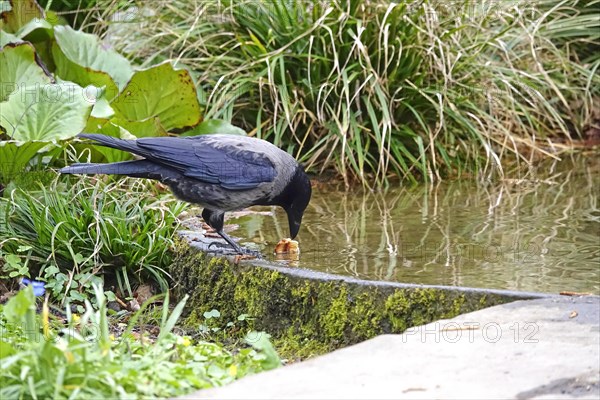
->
[112, 61, 202, 131]
[82, 116, 166, 162]
[87, 87, 114, 119]
[0, 0, 44, 33]
[31, 39, 55, 73]
[111, 116, 167, 138]
[0, 7, 53, 46]
[0, 29, 20, 46]
[0, 42, 53, 101]
[180, 119, 246, 137]
[0, 81, 93, 141]
[16, 17, 52, 42]
[0, 140, 46, 184]
[53, 25, 133, 96]
[83, 117, 133, 163]
[90, 95, 114, 119]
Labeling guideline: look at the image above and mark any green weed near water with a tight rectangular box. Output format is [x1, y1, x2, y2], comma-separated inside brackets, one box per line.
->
[100, 0, 600, 185]
[0, 284, 281, 399]
[0, 175, 186, 302]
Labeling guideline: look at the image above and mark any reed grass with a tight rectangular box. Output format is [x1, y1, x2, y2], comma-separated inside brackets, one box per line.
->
[88, 0, 599, 186]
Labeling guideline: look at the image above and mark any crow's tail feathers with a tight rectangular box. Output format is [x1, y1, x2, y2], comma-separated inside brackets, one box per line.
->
[77, 133, 141, 154]
[59, 160, 173, 180]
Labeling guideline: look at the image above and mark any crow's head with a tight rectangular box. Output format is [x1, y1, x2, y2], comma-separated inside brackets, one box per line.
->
[276, 166, 312, 239]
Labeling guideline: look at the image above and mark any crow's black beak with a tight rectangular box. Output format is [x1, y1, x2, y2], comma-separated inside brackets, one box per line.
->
[287, 208, 302, 239]
[281, 166, 311, 240]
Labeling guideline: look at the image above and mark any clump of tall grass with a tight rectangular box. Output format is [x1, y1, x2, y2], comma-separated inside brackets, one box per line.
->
[0, 175, 186, 298]
[38, 0, 100, 28]
[91, 0, 599, 185]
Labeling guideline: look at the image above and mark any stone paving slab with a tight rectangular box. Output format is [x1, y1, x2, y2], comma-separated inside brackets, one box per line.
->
[180, 296, 600, 400]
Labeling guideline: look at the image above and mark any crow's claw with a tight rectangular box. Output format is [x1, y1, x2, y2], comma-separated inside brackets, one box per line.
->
[207, 241, 230, 250]
[238, 247, 262, 258]
[207, 241, 262, 258]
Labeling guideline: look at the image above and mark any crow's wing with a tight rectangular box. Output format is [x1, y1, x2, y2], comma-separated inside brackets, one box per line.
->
[136, 136, 276, 190]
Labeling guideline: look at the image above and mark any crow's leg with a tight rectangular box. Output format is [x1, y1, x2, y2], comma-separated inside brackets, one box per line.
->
[212, 230, 246, 254]
[202, 208, 261, 257]
[210, 229, 262, 257]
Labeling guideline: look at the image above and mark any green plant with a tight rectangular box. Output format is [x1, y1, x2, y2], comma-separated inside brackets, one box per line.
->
[0, 284, 281, 398]
[0, 174, 186, 300]
[0, 246, 32, 278]
[103, 0, 600, 185]
[0, 0, 213, 186]
[192, 308, 257, 344]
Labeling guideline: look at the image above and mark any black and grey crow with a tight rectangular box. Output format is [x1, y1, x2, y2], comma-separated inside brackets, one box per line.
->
[60, 133, 312, 255]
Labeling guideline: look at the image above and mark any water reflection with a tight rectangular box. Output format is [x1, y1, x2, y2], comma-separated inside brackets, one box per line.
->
[230, 155, 600, 294]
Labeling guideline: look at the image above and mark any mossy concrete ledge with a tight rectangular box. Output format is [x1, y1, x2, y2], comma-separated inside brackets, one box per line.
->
[170, 231, 553, 358]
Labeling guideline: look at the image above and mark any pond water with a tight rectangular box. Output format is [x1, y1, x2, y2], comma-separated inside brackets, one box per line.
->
[227, 154, 600, 295]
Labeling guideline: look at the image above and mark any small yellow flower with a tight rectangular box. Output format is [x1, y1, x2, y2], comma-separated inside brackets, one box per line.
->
[63, 385, 81, 390]
[42, 299, 50, 338]
[64, 350, 75, 364]
[177, 336, 191, 347]
[228, 364, 238, 377]
[71, 314, 80, 324]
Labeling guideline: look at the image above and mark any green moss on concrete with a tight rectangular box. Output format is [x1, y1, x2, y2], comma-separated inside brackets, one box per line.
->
[349, 292, 382, 339]
[321, 286, 348, 342]
[383, 290, 473, 333]
[170, 237, 530, 359]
